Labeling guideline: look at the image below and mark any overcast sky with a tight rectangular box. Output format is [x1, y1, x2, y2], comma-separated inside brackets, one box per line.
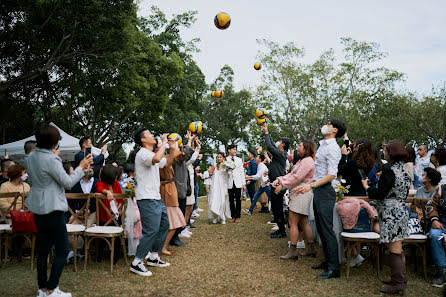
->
[139, 0, 446, 95]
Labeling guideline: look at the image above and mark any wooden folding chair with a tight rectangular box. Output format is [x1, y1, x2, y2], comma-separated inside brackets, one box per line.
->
[1, 192, 36, 270]
[65, 193, 92, 272]
[84, 194, 128, 272]
[339, 196, 381, 278]
[0, 192, 19, 267]
[402, 197, 430, 280]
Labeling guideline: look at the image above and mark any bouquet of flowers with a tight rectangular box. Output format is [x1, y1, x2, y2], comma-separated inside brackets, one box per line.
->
[122, 177, 136, 198]
[335, 184, 350, 202]
[221, 160, 236, 171]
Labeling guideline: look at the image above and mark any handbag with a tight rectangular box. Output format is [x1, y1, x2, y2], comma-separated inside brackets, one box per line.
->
[10, 210, 38, 233]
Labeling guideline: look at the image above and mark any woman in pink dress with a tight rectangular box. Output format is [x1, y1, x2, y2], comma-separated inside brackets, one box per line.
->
[272, 141, 316, 260]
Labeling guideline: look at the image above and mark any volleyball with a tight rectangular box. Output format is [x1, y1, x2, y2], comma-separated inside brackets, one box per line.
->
[254, 62, 262, 70]
[167, 133, 182, 145]
[214, 12, 231, 30]
[255, 108, 268, 119]
[255, 145, 263, 154]
[257, 118, 267, 125]
[211, 91, 216, 97]
[188, 121, 203, 134]
[214, 89, 224, 98]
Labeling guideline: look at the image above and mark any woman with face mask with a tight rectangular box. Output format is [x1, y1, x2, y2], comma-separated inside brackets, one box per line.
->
[0, 164, 30, 215]
[415, 167, 441, 198]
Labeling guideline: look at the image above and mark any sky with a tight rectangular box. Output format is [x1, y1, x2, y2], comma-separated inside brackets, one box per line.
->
[138, 0, 446, 95]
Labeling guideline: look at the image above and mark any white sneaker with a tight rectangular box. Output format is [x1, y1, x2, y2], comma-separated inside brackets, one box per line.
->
[271, 225, 279, 231]
[267, 221, 276, 225]
[297, 240, 306, 249]
[196, 208, 204, 212]
[191, 211, 200, 218]
[212, 218, 217, 224]
[221, 220, 226, 225]
[37, 289, 46, 297]
[184, 229, 193, 235]
[46, 288, 72, 297]
[190, 219, 195, 223]
[179, 230, 191, 238]
[146, 257, 170, 267]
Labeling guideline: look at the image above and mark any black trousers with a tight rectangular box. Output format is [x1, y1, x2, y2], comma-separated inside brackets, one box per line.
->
[313, 183, 339, 271]
[271, 188, 286, 232]
[173, 198, 187, 239]
[228, 184, 241, 219]
[246, 182, 256, 200]
[34, 211, 69, 290]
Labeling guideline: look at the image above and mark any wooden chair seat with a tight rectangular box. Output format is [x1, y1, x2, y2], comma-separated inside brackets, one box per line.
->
[341, 232, 380, 240]
[0, 224, 11, 232]
[404, 234, 428, 240]
[66, 224, 86, 233]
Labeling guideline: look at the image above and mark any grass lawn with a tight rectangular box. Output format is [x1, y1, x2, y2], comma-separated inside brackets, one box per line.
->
[0, 198, 442, 297]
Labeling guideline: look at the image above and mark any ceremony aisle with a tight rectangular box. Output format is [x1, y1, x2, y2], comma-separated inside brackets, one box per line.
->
[0, 198, 440, 297]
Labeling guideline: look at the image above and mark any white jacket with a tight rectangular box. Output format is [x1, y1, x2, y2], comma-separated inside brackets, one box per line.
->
[226, 156, 246, 189]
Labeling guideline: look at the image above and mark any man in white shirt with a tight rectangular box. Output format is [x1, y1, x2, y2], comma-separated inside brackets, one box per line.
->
[415, 145, 434, 178]
[296, 118, 346, 279]
[130, 128, 176, 277]
[243, 154, 271, 215]
[227, 144, 246, 223]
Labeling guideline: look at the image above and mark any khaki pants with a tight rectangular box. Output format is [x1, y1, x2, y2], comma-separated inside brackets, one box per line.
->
[205, 185, 210, 196]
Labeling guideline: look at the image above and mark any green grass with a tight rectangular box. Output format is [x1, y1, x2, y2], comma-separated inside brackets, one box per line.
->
[0, 198, 442, 297]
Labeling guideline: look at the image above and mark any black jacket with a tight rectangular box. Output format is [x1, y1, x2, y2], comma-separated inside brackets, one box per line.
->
[264, 134, 287, 181]
[338, 155, 367, 196]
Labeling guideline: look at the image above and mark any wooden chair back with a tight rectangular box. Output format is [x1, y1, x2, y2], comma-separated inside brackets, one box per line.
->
[95, 193, 127, 227]
[65, 193, 93, 227]
[407, 197, 430, 232]
[0, 192, 21, 223]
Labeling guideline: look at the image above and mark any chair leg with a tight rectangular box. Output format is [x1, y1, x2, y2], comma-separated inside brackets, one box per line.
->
[422, 244, 427, 280]
[110, 237, 115, 273]
[31, 234, 36, 271]
[121, 236, 128, 265]
[0, 233, 2, 267]
[73, 235, 77, 273]
[4, 234, 9, 267]
[374, 243, 380, 280]
[346, 241, 351, 278]
[84, 237, 89, 271]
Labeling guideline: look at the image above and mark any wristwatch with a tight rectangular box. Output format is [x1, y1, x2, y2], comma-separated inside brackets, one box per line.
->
[310, 183, 315, 190]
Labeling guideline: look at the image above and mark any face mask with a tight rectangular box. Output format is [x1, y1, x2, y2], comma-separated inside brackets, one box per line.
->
[21, 173, 28, 181]
[84, 170, 94, 180]
[321, 125, 331, 135]
[275, 141, 280, 148]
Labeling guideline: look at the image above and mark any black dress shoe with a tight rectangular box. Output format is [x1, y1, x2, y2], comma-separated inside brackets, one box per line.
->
[170, 238, 185, 247]
[317, 269, 340, 279]
[270, 231, 287, 238]
[311, 262, 328, 270]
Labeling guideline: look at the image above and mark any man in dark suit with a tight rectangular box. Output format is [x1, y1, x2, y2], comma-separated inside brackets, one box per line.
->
[74, 136, 107, 168]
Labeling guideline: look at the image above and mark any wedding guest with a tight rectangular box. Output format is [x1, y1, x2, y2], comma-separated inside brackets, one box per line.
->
[415, 144, 434, 177]
[430, 147, 446, 185]
[367, 145, 384, 190]
[159, 141, 186, 256]
[68, 167, 97, 227]
[272, 141, 315, 260]
[243, 154, 270, 215]
[202, 165, 215, 196]
[74, 136, 107, 168]
[338, 138, 375, 196]
[404, 146, 416, 190]
[415, 167, 441, 198]
[261, 123, 289, 238]
[0, 159, 15, 185]
[23, 140, 37, 171]
[295, 118, 346, 279]
[26, 124, 92, 297]
[130, 128, 174, 277]
[362, 140, 411, 295]
[184, 138, 200, 232]
[226, 144, 246, 223]
[0, 164, 29, 214]
[208, 152, 231, 224]
[246, 151, 258, 200]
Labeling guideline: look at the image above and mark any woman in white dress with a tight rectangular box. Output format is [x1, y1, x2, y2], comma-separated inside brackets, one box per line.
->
[208, 152, 231, 224]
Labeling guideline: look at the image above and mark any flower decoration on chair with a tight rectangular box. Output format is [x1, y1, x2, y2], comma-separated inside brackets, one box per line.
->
[335, 185, 350, 202]
[122, 178, 136, 198]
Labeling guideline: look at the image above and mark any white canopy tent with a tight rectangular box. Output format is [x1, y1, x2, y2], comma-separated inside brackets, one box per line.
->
[0, 122, 107, 163]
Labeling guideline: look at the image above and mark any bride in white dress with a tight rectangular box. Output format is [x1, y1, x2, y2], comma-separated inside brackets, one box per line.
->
[208, 152, 231, 224]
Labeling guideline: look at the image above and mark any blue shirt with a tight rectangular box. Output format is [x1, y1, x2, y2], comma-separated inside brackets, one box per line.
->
[247, 159, 257, 176]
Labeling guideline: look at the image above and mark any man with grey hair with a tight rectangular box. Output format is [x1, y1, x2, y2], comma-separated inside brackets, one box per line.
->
[415, 145, 434, 178]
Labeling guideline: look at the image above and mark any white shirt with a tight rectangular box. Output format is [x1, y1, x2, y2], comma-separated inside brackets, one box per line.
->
[203, 171, 212, 185]
[415, 155, 434, 177]
[250, 162, 269, 187]
[437, 165, 446, 186]
[80, 177, 94, 193]
[135, 148, 167, 200]
[314, 138, 341, 182]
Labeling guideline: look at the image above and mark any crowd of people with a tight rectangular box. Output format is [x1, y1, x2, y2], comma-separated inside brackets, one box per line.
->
[1, 120, 446, 296]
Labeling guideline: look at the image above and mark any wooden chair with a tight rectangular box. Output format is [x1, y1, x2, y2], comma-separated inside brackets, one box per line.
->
[0, 192, 19, 267]
[1, 192, 36, 270]
[339, 196, 381, 278]
[402, 197, 430, 280]
[84, 194, 128, 272]
[65, 193, 93, 272]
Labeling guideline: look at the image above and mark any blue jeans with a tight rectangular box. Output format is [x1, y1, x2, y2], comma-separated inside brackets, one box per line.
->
[193, 183, 199, 210]
[429, 223, 446, 268]
[249, 185, 271, 212]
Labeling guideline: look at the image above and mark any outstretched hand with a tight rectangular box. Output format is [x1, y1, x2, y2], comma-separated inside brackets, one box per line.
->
[261, 122, 268, 134]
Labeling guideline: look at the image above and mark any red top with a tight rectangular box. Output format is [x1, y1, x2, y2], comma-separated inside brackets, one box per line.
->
[96, 181, 123, 224]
